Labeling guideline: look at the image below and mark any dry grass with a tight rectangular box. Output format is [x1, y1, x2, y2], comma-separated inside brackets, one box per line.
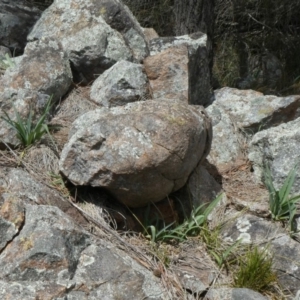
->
[207, 157, 270, 218]
[50, 86, 98, 151]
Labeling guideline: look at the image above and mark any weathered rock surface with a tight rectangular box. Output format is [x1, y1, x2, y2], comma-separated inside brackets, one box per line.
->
[0, 0, 41, 53]
[206, 102, 246, 167]
[28, 0, 148, 82]
[222, 213, 300, 295]
[144, 32, 212, 106]
[231, 288, 268, 300]
[144, 44, 190, 102]
[248, 117, 300, 193]
[0, 38, 72, 147]
[187, 165, 223, 208]
[213, 87, 300, 133]
[0, 204, 90, 281]
[0, 38, 72, 99]
[60, 100, 212, 207]
[90, 60, 150, 107]
[0, 168, 87, 227]
[0, 200, 166, 299]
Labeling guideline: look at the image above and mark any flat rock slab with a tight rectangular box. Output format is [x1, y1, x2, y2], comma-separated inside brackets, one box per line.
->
[213, 87, 300, 133]
[60, 100, 211, 207]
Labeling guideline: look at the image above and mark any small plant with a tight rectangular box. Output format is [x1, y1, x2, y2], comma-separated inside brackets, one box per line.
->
[138, 193, 223, 243]
[49, 172, 70, 198]
[200, 223, 241, 268]
[1, 96, 53, 147]
[173, 193, 223, 238]
[233, 246, 277, 293]
[263, 163, 300, 232]
[0, 53, 15, 69]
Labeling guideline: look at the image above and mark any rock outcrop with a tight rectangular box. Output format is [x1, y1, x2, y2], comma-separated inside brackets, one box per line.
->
[1, 0, 300, 299]
[27, 0, 149, 82]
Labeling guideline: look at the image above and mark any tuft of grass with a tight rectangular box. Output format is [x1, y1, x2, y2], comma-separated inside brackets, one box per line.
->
[0, 53, 15, 69]
[263, 163, 300, 233]
[49, 172, 70, 198]
[233, 246, 277, 293]
[200, 223, 242, 268]
[1, 96, 53, 148]
[136, 193, 223, 243]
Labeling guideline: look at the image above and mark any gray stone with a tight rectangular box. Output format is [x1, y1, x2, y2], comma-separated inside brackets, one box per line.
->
[90, 60, 150, 107]
[187, 165, 223, 208]
[206, 102, 245, 167]
[0, 204, 91, 281]
[0, 38, 72, 101]
[69, 242, 165, 299]
[248, 117, 300, 194]
[0, 217, 18, 252]
[60, 100, 211, 207]
[0, 200, 167, 299]
[28, 0, 148, 82]
[0, 196, 25, 252]
[0, 168, 87, 227]
[212, 87, 300, 134]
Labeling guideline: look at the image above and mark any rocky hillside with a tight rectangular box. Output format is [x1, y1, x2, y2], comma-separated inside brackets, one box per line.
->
[1, 1, 300, 299]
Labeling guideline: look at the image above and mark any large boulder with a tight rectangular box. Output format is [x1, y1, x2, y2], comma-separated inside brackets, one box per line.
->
[28, 0, 149, 82]
[90, 60, 150, 107]
[144, 32, 212, 106]
[59, 100, 212, 207]
[205, 87, 300, 169]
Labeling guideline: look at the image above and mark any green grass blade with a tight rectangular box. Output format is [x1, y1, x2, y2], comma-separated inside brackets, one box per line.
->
[202, 193, 223, 219]
[278, 164, 298, 204]
[147, 225, 157, 243]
